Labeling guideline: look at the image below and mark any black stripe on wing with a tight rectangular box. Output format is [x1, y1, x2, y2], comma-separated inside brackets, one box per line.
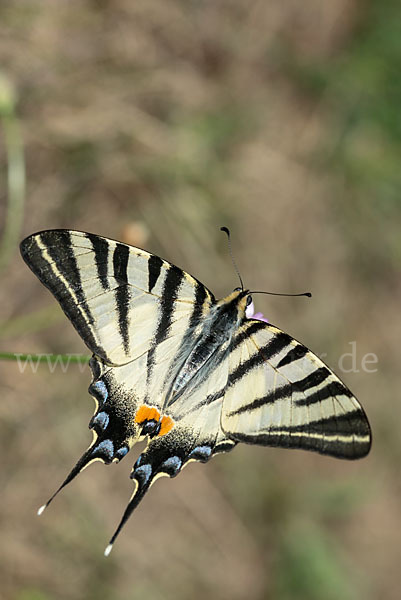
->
[87, 233, 109, 291]
[277, 344, 309, 368]
[225, 385, 292, 417]
[226, 367, 347, 417]
[229, 331, 292, 386]
[20, 231, 103, 357]
[44, 231, 93, 324]
[146, 265, 184, 386]
[231, 320, 267, 351]
[230, 410, 371, 459]
[189, 281, 209, 328]
[157, 265, 184, 343]
[295, 380, 352, 406]
[113, 243, 130, 355]
[148, 254, 163, 293]
[294, 367, 331, 391]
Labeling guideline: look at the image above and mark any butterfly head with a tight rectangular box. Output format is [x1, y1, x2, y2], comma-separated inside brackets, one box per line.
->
[218, 288, 252, 324]
[238, 289, 253, 313]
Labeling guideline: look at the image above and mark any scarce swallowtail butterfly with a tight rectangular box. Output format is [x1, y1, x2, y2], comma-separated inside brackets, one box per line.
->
[20, 230, 371, 555]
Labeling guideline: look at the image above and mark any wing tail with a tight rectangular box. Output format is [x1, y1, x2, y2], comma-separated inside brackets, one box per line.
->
[104, 462, 155, 556]
[37, 441, 108, 516]
[105, 416, 236, 553]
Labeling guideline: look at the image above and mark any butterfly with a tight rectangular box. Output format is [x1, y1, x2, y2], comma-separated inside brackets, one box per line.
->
[20, 229, 371, 555]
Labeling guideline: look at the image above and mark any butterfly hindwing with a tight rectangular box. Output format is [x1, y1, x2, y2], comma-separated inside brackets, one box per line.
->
[106, 347, 236, 552]
[221, 319, 372, 459]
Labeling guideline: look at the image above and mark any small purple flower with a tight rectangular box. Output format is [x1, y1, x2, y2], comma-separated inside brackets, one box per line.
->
[245, 300, 268, 323]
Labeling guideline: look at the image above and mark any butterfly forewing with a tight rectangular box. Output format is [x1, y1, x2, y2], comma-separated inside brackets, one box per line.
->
[20, 230, 215, 366]
[221, 320, 371, 459]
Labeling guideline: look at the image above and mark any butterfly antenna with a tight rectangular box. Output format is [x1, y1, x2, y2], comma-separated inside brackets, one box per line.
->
[220, 226, 244, 291]
[250, 290, 312, 298]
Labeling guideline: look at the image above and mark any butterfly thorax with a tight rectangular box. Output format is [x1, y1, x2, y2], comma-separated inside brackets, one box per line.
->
[167, 290, 248, 405]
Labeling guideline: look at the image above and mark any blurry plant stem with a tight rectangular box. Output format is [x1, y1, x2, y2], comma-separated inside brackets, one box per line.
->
[0, 77, 26, 273]
[0, 352, 90, 364]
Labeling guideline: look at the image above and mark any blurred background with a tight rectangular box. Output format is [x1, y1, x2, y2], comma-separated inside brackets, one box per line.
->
[0, 1, 400, 599]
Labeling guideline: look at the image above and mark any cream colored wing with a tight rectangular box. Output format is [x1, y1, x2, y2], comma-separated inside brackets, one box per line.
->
[20, 230, 214, 367]
[221, 320, 371, 459]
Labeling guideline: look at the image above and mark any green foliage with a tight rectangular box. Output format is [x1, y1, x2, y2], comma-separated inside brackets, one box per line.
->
[275, 524, 359, 600]
[17, 590, 51, 600]
[277, 0, 401, 282]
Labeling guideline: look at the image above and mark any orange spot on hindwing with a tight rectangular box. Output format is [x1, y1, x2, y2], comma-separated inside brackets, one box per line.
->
[134, 404, 174, 437]
[135, 404, 161, 424]
[159, 416, 174, 436]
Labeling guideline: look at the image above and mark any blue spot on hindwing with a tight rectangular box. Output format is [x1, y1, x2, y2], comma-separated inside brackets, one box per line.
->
[189, 446, 212, 462]
[161, 456, 182, 477]
[90, 380, 108, 404]
[134, 454, 145, 469]
[92, 411, 109, 431]
[95, 439, 114, 460]
[116, 446, 129, 460]
[131, 463, 152, 485]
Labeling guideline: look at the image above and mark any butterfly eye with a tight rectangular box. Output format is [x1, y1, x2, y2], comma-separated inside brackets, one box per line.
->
[233, 286, 242, 292]
[246, 295, 253, 307]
